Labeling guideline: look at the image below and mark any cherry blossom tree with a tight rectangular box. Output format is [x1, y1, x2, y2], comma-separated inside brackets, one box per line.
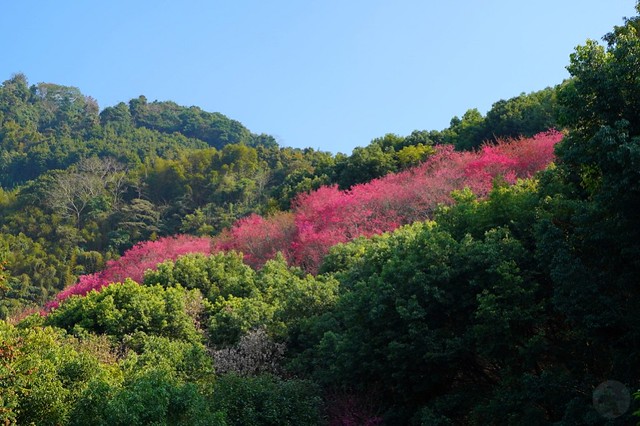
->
[47, 235, 212, 309]
[215, 131, 562, 274]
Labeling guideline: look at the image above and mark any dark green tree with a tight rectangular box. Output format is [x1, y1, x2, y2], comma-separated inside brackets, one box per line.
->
[334, 143, 397, 189]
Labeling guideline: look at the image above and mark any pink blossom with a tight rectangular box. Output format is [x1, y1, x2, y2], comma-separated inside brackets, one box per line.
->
[215, 131, 563, 274]
[46, 235, 212, 310]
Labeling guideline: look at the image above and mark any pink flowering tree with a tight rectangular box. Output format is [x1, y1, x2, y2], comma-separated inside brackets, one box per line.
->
[52, 130, 563, 305]
[215, 130, 563, 274]
[47, 235, 212, 310]
[214, 211, 296, 270]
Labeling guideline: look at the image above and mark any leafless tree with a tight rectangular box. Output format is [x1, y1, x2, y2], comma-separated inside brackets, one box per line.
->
[46, 157, 127, 227]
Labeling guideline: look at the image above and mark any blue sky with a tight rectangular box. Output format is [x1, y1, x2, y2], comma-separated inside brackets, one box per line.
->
[0, 1, 634, 153]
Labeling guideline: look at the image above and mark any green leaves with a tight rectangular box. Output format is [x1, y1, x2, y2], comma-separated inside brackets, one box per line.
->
[211, 374, 322, 426]
[297, 219, 546, 420]
[146, 251, 339, 346]
[0, 321, 116, 426]
[46, 280, 202, 344]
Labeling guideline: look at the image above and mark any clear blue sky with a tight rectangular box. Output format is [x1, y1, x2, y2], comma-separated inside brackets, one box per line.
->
[0, 1, 635, 153]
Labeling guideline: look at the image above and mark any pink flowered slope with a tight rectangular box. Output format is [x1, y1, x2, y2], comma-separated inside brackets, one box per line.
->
[49, 130, 562, 309]
[47, 235, 211, 310]
[214, 211, 296, 269]
[215, 130, 563, 273]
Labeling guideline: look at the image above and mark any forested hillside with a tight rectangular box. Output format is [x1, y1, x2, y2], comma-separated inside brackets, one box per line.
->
[1, 4, 640, 424]
[0, 68, 561, 319]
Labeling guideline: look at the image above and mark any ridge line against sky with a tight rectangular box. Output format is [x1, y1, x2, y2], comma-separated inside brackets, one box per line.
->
[0, 1, 634, 154]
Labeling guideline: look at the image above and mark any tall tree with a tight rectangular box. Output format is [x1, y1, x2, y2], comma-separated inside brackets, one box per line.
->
[534, 2, 640, 419]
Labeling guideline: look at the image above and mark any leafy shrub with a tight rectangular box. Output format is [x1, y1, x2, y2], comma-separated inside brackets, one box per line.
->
[212, 374, 322, 426]
[46, 279, 202, 343]
[121, 334, 215, 384]
[145, 251, 257, 300]
[0, 321, 117, 426]
[69, 368, 225, 426]
[144, 252, 338, 346]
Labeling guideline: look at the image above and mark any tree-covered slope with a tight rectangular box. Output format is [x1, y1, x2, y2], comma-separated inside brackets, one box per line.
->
[3, 4, 640, 423]
[0, 68, 564, 320]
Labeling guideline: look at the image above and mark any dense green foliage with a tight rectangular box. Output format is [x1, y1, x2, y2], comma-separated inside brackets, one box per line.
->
[0, 318, 322, 425]
[144, 252, 339, 345]
[45, 279, 203, 343]
[290, 6, 640, 423]
[210, 374, 321, 426]
[443, 87, 559, 151]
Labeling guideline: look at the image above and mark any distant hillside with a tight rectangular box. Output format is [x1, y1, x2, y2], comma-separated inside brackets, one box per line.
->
[102, 96, 277, 150]
[0, 74, 275, 188]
